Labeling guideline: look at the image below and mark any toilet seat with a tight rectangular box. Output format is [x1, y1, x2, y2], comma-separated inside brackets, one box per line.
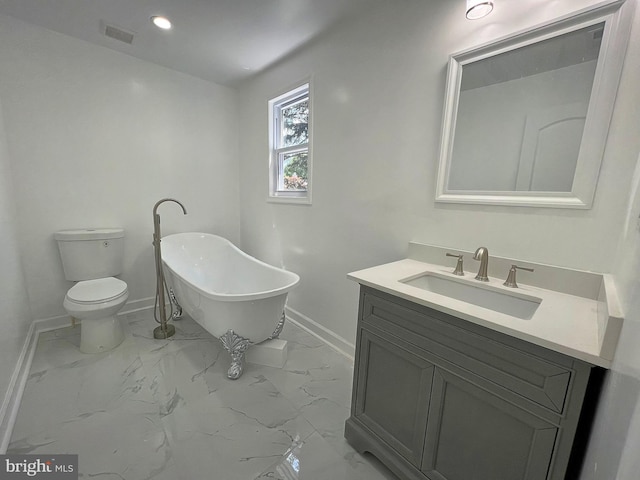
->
[67, 277, 128, 305]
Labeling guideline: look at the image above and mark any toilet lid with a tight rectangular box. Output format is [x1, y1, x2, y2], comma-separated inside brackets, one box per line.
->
[67, 277, 128, 304]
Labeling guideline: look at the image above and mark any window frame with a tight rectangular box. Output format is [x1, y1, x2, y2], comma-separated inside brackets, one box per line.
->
[268, 81, 312, 204]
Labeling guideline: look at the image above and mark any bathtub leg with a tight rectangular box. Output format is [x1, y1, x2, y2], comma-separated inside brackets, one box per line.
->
[168, 288, 183, 320]
[220, 330, 251, 380]
[269, 312, 286, 339]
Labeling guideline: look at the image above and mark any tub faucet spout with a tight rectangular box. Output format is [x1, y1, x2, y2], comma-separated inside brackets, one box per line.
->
[153, 198, 188, 246]
[152, 198, 188, 339]
[473, 247, 489, 282]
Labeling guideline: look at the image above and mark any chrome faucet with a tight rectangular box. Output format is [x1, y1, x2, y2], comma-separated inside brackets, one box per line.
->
[152, 198, 188, 339]
[446, 253, 465, 276]
[473, 247, 489, 282]
[503, 264, 534, 288]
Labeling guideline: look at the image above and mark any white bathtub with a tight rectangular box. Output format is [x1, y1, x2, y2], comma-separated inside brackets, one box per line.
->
[161, 233, 300, 378]
[162, 232, 300, 341]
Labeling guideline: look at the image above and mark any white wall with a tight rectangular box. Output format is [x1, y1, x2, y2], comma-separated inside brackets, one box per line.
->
[608, 174, 640, 480]
[0, 96, 31, 413]
[579, 2, 640, 476]
[0, 15, 241, 320]
[580, 156, 640, 480]
[237, 0, 639, 347]
[582, 160, 640, 479]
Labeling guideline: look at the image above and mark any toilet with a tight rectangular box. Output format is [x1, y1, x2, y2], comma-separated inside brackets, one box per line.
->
[55, 228, 129, 353]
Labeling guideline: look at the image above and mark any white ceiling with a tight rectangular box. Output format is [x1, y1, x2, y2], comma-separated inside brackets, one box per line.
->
[0, 0, 379, 86]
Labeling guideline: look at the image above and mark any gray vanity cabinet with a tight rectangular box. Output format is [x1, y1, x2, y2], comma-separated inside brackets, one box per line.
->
[345, 286, 602, 480]
[353, 328, 434, 466]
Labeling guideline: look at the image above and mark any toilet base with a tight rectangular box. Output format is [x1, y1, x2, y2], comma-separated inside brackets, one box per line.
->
[80, 315, 125, 353]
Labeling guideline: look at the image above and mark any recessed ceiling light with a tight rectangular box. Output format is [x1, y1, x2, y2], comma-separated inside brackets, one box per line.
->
[466, 0, 494, 20]
[151, 16, 172, 30]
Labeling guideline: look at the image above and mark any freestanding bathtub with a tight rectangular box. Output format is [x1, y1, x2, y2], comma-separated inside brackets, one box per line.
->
[161, 232, 300, 379]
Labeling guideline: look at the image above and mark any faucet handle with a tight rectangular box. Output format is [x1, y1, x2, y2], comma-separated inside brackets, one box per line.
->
[446, 253, 464, 276]
[503, 264, 534, 288]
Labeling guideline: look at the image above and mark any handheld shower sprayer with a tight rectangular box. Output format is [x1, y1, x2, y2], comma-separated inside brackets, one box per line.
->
[152, 198, 188, 339]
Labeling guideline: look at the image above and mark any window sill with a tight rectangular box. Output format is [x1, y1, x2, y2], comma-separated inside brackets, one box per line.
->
[267, 194, 312, 205]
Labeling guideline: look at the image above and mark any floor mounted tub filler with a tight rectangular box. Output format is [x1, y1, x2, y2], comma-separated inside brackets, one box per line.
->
[161, 232, 300, 379]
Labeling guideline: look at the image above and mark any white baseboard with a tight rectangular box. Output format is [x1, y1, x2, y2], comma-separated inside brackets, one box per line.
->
[121, 296, 156, 315]
[0, 322, 38, 453]
[285, 306, 355, 360]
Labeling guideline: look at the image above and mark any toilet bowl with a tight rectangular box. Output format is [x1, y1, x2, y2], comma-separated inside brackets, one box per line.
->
[63, 277, 129, 353]
[55, 228, 129, 354]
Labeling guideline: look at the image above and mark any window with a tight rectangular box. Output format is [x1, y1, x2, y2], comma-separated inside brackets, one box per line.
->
[269, 82, 311, 203]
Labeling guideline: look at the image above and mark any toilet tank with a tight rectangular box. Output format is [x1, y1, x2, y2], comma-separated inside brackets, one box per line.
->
[54, 228, 125, 281]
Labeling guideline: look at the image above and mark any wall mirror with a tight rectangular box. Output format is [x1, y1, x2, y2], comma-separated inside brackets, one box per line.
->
[435, 1, 630, 208]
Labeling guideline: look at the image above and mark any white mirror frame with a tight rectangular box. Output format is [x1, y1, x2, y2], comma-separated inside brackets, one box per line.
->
[435, 0, 632, 209]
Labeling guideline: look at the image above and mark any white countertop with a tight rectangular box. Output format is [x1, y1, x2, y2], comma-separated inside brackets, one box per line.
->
[348, 257, 623, 368]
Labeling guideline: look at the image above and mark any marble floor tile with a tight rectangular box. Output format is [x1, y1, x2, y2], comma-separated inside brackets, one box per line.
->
[256, 431, 397, 480]
[11, 410, 170, 478]
[162, 386, 316, 480]
[8, 311, 398, 480]
[11, 337, 157, 443]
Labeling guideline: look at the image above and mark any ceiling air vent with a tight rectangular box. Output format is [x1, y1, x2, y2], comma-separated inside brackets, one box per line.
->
[103, 23, 135, 45]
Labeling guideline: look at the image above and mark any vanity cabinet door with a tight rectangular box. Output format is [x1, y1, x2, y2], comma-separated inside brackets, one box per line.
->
[421, 367, 558, 480]
[353, 328, 435, 467]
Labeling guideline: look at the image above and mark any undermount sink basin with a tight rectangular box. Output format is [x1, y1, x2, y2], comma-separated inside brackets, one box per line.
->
[400, 272, 542, 320]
